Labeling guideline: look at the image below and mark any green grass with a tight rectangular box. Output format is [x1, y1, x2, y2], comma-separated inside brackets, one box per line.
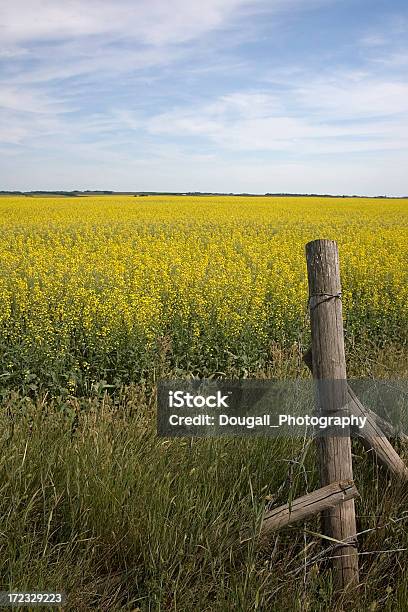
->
[1, 347, 408, 611]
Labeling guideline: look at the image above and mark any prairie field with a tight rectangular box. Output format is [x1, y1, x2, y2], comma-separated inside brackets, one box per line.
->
[1, 195, 408, 611]
[0, 195, 407, 393]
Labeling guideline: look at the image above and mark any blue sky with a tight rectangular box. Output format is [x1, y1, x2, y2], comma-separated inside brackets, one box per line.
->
[0, 0, 407, 195]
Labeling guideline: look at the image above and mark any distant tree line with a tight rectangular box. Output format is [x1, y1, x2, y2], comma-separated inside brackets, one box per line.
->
[0, 190, 405, 199]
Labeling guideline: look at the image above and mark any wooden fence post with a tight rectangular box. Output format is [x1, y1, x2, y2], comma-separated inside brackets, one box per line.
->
[306, 239, 359, 590]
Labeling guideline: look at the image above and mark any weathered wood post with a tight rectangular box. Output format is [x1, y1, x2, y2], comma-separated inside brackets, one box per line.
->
[306, 239, 359, 590]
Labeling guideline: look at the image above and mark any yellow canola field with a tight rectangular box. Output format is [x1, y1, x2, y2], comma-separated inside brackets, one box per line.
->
[0, 195, 407, 388]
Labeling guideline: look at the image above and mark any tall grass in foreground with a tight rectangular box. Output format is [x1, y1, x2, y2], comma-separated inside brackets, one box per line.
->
[1, 380, 408, 611]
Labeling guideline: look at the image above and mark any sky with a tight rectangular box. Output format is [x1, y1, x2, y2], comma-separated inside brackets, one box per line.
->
[0, 0, 407, 195]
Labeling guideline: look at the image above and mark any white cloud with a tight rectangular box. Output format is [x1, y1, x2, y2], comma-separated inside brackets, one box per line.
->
[360, 35, 387, 47]
[144, 75, 408, 155]
[297, 75, 408, 118]
[0, 0, 256, 46]
[373, 52, 408, 69]
[0, 47, 29, 59]
[7, 46, 182, 85]
[0, 85, 71, 114]
[0, 108, 65, 145]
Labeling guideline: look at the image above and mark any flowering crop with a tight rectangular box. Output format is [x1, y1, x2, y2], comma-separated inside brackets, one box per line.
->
[0, 195, 406, 392]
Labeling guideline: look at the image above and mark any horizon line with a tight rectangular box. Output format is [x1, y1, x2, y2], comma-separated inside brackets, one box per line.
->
[1, 190, 407, 199]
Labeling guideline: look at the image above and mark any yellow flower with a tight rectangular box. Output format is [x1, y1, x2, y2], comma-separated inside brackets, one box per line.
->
[0, 194, 406, 381]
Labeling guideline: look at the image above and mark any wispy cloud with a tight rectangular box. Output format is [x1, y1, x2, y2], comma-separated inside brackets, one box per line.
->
[1, 0, 252, 45]
[0, 0, 407, 194]
[144, 71, 408, 155]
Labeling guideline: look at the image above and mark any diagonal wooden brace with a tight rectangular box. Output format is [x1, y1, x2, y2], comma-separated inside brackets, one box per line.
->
[303, 348, 408, 480]
[261, 479, 359, 536]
